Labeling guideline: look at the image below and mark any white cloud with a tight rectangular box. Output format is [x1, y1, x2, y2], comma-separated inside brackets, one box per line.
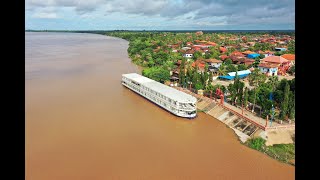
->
[26, 0, 295, 29]
[32, 12, 59, 19]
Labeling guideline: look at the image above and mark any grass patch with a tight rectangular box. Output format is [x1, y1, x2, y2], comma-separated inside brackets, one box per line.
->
[246, 137, 295, 165]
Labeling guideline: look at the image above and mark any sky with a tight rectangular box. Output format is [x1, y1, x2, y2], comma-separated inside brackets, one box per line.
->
[25, 0, 295, 30]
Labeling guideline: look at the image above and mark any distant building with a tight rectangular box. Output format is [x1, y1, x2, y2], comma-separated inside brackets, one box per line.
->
[261, 56, 290, 66]
[281, 54, 295, 66]
[263, 50, 275, 57]
[258, 63, 278, 76]
[191, 60, 206, 73]
[275, 47, 287, 51]
[247, 53, 260, 59]
[219, 46, 227, 53]
[218, 70, 251, 80]
[195, 31, 203, 35]
[204, 59, 222, 68]
[183, 49, 194, 58]
[220, 55, 229, 61]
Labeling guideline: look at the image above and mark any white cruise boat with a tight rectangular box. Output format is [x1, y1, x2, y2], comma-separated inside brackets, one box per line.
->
[122, 73, 197, 118]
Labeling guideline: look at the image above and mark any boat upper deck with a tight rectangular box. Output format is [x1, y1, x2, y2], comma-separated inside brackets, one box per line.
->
[123, 73, 197, 104]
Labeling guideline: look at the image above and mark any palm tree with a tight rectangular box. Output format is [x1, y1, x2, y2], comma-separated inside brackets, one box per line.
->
[268, 76, 279, 92]
[217, 64, 227, 76]
[248, 68, 267, 113]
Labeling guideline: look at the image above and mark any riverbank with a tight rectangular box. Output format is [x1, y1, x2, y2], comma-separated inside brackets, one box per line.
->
[105, 32, 295, 167]
[247, 137, 295, 165]
[173, 86, 295, 166]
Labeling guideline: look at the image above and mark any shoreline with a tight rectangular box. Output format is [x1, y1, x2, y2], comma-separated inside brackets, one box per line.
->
[108, 34, 295, 166]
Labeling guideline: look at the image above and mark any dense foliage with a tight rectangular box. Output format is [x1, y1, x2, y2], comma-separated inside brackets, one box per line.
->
[107, 31, 295, 120]
[246, 137, 295, 165]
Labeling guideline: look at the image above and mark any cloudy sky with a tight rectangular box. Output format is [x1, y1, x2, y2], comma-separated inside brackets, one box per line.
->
[25, 0, 295, 30]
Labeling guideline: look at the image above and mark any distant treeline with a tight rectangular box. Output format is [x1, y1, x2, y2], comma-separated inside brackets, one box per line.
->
[25, 29, 295, 36]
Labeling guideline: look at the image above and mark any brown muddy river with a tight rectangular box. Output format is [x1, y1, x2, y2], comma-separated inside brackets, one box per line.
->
[25, 32, 294, 180]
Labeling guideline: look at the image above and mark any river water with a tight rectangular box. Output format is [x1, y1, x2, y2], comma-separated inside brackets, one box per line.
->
[25, 32, 294, 180]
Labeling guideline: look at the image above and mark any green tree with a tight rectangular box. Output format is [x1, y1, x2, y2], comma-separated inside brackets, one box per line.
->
[227, 73, 245, 105]
[237, 64, 247, 71]
[287, 40, 295, 54]
[208, 72, 213, 85]
[288, 65, 295, 75]
[226, 64, 237, 73]
[179, 59, 186, 86]
[248, 68, 267, 112]
[243, 87, 249, 108]
[224, 58, 232, 65]
[142, 67, 170, 83]
[268, 76, 279, 92]
[193, 51, 203, 60]
[218, 64, 227, 76]
[288, 92, 295, 119]
[279, 81, 290, 119]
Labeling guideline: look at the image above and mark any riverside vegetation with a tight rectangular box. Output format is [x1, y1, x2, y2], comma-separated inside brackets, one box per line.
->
[106, 31, 295, 165]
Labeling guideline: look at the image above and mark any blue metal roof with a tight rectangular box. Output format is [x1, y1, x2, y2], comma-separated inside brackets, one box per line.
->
[218, 74, 250, 80]
[247, 53, 260, 59]
[227, 70, 251, 76]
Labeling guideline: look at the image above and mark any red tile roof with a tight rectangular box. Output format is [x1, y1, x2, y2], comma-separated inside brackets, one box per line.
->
[281, 54, 295, 61]
[258, 63, 279, 68]
[231, 51, 245, 56]
[219, 46, 227, 53]
[184, 49, 195, 54]
[220, 55, 229, 61]
[206, 42, 217, 46]
[261, 56, 289, 64]
[192, 46, 201, 51]
[242, 50, 255, 55]
[204, 59, 222, 63]
[192, 60, 206, 68]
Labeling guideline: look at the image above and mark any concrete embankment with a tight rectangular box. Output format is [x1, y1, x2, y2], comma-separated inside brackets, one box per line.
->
[175, 87, 294, 144]
[198, 100, 252, 143]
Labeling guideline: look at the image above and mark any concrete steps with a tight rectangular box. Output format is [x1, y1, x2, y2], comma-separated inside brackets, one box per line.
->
[217, 111, 232, 122]
[224, 114, 238, 125]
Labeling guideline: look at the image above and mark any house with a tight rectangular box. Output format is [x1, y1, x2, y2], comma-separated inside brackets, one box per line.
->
[183, 49, 195, 58]
[186, 42, 193, 46]
[202, 47, 210, 52]
[219, 46, 227, 53]
[206, 41, 217, 46]
[172, 49, 178, 53]
[204, 59, 222, 68]
[191, 60, 206, 73]
[261, 56, 290, 66]
[275, 47, 287, 51]
[192, 46, 202, 51]
[258, 63, 278, 76]
[193, 44, 212, 49]
[220, 55, 229, 61]
[181, 47, 191, 51]
[242, 50, 256, 56]
[195, 31, 203, 35]
[281, 54, 295, 66]
[231, 51, 245, 57]
[247, 53, 260, 59]
[219, 70, 251, 80]
[247, 42, 256, 46]
[230, 55, 245, 64]
[263, 50, 274, 57]
[243, 58, 255, 66]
